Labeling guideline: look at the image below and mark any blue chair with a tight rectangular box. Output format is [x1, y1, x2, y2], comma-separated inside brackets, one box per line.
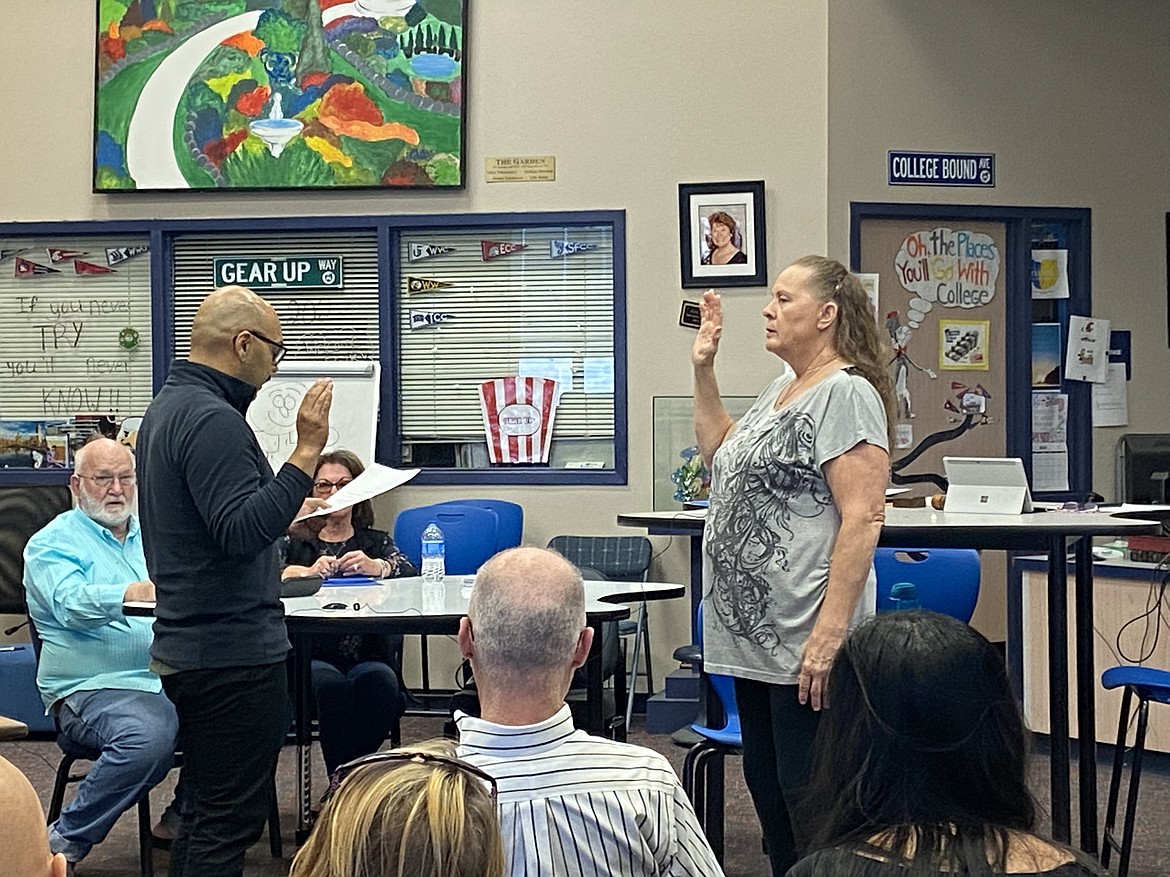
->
[1100, 665, 1170, 877]
[393, 504, 501, 691]
[546, 535, 654, 732]
[874, 548, 981, 622]
[392, 504, 500, 575]
[679, 602, 741, 865]
[433, 499, 523, 552]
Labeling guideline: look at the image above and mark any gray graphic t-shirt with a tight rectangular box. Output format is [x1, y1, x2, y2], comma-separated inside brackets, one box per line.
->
[702, 368, 888, 685]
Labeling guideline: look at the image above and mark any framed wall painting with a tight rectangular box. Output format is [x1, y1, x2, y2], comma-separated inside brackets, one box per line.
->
[678, 180, 767, 288]
[93, 0, 467, 192]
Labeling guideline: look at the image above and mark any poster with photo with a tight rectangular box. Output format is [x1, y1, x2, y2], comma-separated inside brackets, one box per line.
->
[1031, 322, 1061, 387]
[938, 319, 990, 370]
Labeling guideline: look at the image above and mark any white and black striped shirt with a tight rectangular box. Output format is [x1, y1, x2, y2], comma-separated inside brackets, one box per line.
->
[456, 706, 725, 877]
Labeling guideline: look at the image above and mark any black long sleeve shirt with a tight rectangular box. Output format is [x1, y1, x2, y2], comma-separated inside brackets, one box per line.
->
[137, 360, 311, 670]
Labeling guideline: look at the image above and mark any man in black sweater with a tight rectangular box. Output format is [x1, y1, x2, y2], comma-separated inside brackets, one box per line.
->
[136, 285, 332, 877]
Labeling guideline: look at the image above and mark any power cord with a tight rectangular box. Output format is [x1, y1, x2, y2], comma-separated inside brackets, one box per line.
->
[1114, 553, 1170, 664]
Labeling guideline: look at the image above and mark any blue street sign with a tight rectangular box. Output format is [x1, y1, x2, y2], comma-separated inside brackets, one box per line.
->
[888, 151, 995, 187]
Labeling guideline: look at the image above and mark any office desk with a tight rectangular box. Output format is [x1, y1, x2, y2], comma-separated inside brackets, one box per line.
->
[283, 575, 684, 840]
[617, 506, 1160, 851]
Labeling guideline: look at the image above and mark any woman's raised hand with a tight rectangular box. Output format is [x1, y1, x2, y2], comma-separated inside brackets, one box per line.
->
[691, 289, 723, 368]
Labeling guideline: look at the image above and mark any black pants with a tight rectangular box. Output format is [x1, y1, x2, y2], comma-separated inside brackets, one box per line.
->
[162, 662, 289, 877]
[734, 679, 822, 877]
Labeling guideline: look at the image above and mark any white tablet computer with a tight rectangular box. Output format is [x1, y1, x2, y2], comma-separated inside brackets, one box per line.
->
[943, 456, 1035, 514]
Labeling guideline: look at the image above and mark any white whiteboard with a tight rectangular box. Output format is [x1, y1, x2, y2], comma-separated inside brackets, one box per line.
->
[246, 361, 380, 471]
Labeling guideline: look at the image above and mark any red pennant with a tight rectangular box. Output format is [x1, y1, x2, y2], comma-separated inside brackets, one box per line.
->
[943, 398, 960, 413]
[14, 257, 60, 278]
[48, 248, 88, 264]
[480, 240, 527, 261]
[75, 260, 115, 275]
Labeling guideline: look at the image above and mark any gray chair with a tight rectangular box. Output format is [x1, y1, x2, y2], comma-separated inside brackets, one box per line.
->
[547, 536, 654, 731]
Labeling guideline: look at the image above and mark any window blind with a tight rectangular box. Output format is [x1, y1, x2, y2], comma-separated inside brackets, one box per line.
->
[170, 232, 381, 361]
[0, 236, 153, 421]
[396, 225, 616, 440]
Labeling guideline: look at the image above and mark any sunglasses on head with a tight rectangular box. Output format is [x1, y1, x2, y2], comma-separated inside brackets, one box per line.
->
[325, 750, 498, 804]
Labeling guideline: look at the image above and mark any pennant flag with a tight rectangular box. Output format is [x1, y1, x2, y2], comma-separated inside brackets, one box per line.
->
[407, 242, 456, 262]
[970, 383, 992, 398]
[943, 398, 960, 413]
[549, 240, 598, 258]
[0, 247, 29, 262]
[481, 240, 527, 261]
[478, 376, 560, 464]
[48, 248, 88, 264]
[949, 381, 969, 392]
[106, 245, 150, 267]
[405, 276, 454, 295]
[75, 259, 115, 275]
[409, 310, 457, 330]
[14, 257, 60, 278]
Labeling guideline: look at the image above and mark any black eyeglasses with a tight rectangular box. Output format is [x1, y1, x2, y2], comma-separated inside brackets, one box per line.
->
[313, 478, 352, 494]
[242, 328, 287, 364]
[325, 750, 497, 803]
[78, 473, 136, 489]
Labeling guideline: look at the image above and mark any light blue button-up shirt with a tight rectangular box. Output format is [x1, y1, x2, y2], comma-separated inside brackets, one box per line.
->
[23, 507, 159, 710]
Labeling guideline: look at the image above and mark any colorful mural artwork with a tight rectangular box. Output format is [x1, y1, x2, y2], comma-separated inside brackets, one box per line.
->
[94, 0, 466, 191]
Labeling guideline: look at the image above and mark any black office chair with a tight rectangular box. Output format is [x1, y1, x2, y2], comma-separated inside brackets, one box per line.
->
[548, 535, 654, 732]
[27, 616, 283, 874]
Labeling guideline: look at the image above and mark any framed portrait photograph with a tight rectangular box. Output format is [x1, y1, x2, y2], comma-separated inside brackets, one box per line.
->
[678, 180, 767, 288]
[93, 0, 467, 192]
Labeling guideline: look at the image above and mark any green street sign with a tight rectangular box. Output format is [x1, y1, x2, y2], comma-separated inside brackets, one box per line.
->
[213, 256, 344, 289]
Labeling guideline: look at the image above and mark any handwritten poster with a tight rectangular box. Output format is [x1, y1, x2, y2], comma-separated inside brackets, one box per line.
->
[894, 227, 1001, 327]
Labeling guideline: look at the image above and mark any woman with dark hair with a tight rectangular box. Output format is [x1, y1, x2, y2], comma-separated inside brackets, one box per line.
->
[692, 255, 894, 876]
[790, 611, 1102, 877]
[701, 210, 749, 265]
[281, 450, 417, 774]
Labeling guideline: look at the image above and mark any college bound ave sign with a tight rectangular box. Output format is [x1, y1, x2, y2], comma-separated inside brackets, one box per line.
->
[213, 256, 344, 289]
[888, 151, 995, 187]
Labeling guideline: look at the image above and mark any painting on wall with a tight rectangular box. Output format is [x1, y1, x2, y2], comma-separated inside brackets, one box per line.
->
[93, 0, 466, 192]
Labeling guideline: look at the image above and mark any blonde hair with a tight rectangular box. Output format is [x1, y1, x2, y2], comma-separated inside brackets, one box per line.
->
[289, 739, 504, 877]
[791, 255, 896, 439]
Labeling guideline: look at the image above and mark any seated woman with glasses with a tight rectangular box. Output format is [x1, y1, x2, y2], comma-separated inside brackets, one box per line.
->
[289, 739, 504, 877]
[790, 611, 1102, 877]
[280, 449, 417, 775]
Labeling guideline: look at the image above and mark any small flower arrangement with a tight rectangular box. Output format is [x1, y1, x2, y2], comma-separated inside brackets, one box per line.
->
[671, 445, 710, 503]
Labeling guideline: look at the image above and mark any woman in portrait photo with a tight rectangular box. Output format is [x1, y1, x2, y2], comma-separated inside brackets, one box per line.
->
[701, 210, 749, 265]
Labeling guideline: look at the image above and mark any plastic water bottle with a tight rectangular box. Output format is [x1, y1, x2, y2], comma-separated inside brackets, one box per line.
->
[889, 582, 920, 611]
[421, 522, 445, 584]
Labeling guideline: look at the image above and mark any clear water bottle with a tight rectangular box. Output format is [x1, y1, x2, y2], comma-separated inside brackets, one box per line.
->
[420, 522, 445, 584]
[889, 582, 920, 611]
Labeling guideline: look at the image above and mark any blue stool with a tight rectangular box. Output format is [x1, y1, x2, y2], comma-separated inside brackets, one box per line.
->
[678, 603, 741, 864]
[1100, 665, 1170, 877]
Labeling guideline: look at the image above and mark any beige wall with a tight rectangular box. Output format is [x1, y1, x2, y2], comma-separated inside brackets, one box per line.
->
[0, 4, 830, 675]
[5, 1, 1166, 669]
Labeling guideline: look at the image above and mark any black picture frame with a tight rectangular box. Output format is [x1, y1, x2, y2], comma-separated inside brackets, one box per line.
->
[678, 180, 768, 288]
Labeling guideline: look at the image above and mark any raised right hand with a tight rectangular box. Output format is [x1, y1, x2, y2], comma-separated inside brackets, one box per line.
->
[294, 379, 333, 456]
[691, 290, 723, 368]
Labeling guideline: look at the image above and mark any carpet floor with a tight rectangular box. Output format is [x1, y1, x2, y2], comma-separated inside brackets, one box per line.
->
[4, 716, 1167, 876]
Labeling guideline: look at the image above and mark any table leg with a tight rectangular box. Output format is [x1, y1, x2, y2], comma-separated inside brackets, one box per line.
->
[292, 632, 313, 844]
[1073, 537, 1098, 853]
[1047, 535, 1071, 843]
[689, 536, 702, 642]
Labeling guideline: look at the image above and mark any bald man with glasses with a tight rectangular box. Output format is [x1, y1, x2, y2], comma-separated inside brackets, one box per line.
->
[136, 285, 332, 877]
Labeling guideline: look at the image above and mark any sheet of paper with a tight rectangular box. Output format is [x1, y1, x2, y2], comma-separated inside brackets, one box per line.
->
[518, 357, 574, 402]
[294, 463, 420, 521]
[1031, 392, 1068, 451]
[583, 357, 614, 394]
[1092, 362, 1128, 427]
[1031, 249, 1069, 299]
[1065, 315, 1109, 383]
[1032, 451, 1069, 492]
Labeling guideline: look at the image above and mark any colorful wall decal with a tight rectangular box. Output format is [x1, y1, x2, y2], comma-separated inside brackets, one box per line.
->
[94, 0, 466, 192]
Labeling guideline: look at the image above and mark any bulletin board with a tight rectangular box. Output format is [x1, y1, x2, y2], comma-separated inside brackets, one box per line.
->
[859, 219, 1007, 491]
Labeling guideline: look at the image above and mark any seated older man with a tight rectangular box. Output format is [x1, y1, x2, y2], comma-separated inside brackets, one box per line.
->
[23, 437, 181, 869]
[456, 546, 725, 877]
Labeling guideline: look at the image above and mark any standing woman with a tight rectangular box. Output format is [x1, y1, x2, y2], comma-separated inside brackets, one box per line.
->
[692, 255, 893, 876]
[281, 450, 417, 775]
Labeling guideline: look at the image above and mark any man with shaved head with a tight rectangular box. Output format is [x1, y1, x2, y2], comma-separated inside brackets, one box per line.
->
[0, 755, 68, 877]
[137, 285, 332, 877]
[456, 547, 724, 877]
